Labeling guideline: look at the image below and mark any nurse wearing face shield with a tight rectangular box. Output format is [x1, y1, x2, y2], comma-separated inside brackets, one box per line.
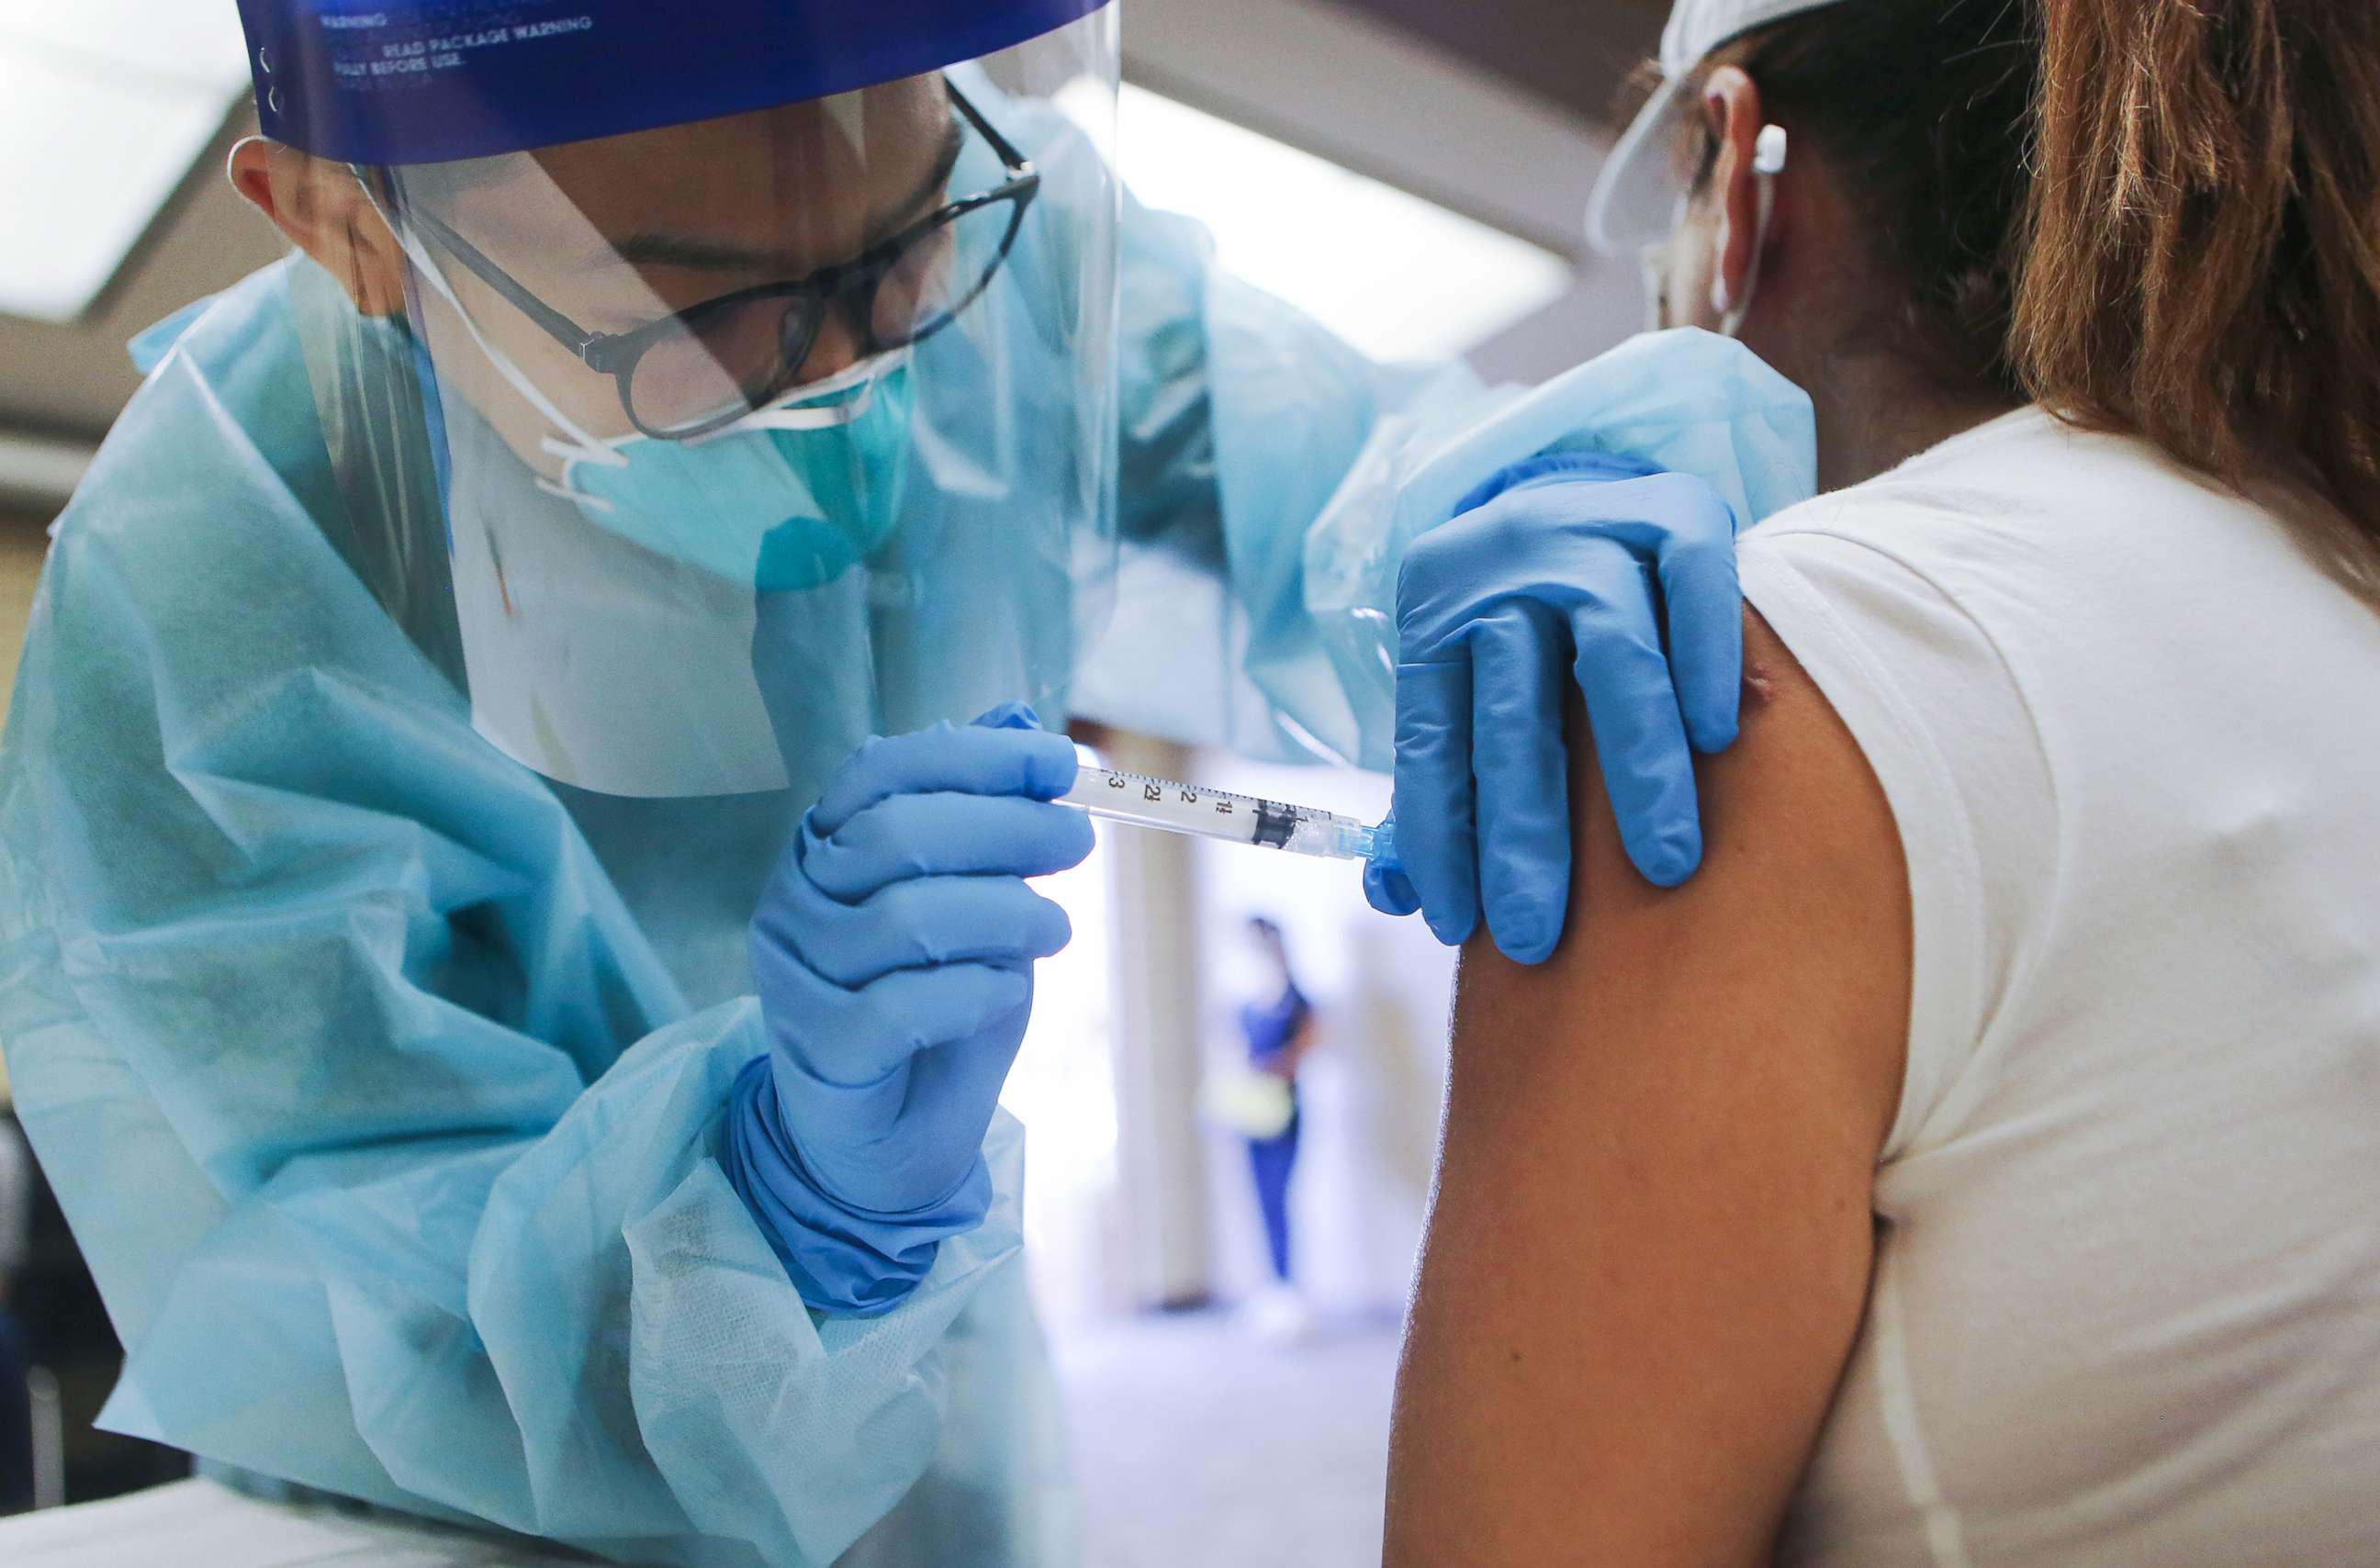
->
[0, 1, 1803, 1562]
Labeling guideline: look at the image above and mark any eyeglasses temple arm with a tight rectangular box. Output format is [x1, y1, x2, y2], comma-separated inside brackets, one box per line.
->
[376, 186, 612, 364]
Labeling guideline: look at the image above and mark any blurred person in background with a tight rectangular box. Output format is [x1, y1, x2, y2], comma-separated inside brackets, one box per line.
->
[1236, 917, 1318, 1341]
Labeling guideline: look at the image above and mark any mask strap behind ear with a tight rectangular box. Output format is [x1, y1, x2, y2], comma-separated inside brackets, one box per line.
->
[1720, 124, 1789, 339]
[352, 166, 623, 471]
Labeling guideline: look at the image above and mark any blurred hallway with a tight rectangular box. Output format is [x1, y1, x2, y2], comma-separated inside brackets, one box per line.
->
[1059, 1313, 1404, 1568]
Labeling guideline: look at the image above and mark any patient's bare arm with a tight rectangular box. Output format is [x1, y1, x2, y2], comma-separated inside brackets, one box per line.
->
[1383, 612, 1912, 1568]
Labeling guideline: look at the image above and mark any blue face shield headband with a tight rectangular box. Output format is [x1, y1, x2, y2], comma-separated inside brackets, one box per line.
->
[237, 0, 1114, 165]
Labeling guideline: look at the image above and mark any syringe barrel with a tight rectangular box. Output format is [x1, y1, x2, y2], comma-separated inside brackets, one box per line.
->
[1060, 767, 1265, 847]
[1059, 765, 1383, 863]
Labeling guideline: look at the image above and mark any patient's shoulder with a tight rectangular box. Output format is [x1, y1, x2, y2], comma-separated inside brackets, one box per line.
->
[1454, 607, 1909, 1160]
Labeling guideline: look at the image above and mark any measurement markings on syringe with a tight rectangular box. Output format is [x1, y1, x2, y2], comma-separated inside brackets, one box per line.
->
[1086, 769, 1316, 848]
[1094, 770, 1311, 813]
[1059, 763, 1384, 862]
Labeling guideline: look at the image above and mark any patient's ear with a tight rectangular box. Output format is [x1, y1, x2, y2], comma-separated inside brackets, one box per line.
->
[1701, 67, 1770, 322]
[229, 137, 410, 317]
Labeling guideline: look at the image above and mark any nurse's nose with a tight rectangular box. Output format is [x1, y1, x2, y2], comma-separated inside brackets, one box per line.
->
[793, 308, 868, 385]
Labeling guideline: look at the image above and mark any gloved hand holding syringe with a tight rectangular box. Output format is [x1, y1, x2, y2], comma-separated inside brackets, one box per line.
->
[1059, 759, 1396, 865]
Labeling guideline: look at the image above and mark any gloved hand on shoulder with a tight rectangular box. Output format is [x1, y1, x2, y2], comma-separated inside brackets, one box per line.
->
[1367, 452, 1743, 965]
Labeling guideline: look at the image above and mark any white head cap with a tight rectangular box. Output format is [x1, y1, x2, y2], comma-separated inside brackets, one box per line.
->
[1585, 0, 1849, 253]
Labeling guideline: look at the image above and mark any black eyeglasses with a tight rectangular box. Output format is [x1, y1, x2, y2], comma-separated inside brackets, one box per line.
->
[394, 84, 1038, 442]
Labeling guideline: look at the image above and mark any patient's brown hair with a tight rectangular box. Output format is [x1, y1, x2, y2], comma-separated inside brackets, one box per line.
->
[1700, 0, 2380, 591]
[2019, 0, 2380, 591]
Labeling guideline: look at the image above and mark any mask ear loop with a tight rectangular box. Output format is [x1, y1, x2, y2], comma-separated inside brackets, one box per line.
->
[1719, 125, 1789, 339]
[1642, 241, 1669, 335]
[1643, 189, 1690, 334]
[350, 168, 629, 508]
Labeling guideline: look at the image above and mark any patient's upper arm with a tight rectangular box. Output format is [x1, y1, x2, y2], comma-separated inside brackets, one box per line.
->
[1383, 610, 1912, 1568]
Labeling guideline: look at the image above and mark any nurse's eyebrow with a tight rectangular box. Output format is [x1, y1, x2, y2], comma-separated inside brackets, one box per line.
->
[609, 117, 968, 276]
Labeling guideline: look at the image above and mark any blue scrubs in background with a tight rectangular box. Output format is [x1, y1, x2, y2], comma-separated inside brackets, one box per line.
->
[1240, 982, 1312, 1284]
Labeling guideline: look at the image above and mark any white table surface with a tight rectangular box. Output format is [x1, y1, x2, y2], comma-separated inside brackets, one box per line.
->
[0, 1479, 601, 1566]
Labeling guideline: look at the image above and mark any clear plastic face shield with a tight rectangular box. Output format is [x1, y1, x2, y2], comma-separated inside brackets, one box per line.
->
[259, 6, 1121, 801]
[1587, 65, 1786, 336]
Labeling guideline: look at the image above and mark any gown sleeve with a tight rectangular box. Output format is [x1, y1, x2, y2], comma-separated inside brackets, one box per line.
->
[1099, 188, 1817, 770]
[0, 268, 1057, 1568]
[1093, 186, 1499, 766]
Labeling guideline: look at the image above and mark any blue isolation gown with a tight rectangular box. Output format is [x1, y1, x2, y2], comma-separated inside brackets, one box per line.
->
[0, 162, 1813, 1558]
[0, 200, 1470, 1567]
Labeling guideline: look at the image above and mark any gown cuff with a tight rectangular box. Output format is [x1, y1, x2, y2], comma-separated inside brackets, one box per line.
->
[718, 1057, 994, 1316]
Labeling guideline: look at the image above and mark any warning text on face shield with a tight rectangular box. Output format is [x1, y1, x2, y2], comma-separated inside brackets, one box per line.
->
[323, 13, 599, 86]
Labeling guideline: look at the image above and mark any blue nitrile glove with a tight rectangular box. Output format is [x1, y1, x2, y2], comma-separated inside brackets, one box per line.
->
[723, 702, 1093, 1316]
[1365, 452, 1743, 964]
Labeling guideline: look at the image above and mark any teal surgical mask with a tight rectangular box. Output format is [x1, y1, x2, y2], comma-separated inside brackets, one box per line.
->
[392, 217, 916, 592]
[556, 357, 916, 592]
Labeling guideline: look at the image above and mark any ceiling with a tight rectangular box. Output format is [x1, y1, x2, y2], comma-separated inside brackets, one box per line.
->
[0, 100, 281, 445]
[1332, 0, 1668, 123]
[0, 0, 1667, 459]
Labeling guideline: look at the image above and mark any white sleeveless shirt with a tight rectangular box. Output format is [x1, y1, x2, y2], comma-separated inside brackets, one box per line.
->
[1739, 408, 2380, 1566]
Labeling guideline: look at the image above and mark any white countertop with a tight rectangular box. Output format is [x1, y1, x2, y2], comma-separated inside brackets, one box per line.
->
[0, 1479, 601, 1566]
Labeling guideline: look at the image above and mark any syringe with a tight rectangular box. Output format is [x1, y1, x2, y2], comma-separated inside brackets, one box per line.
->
[1060, 765, 1394, 864]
